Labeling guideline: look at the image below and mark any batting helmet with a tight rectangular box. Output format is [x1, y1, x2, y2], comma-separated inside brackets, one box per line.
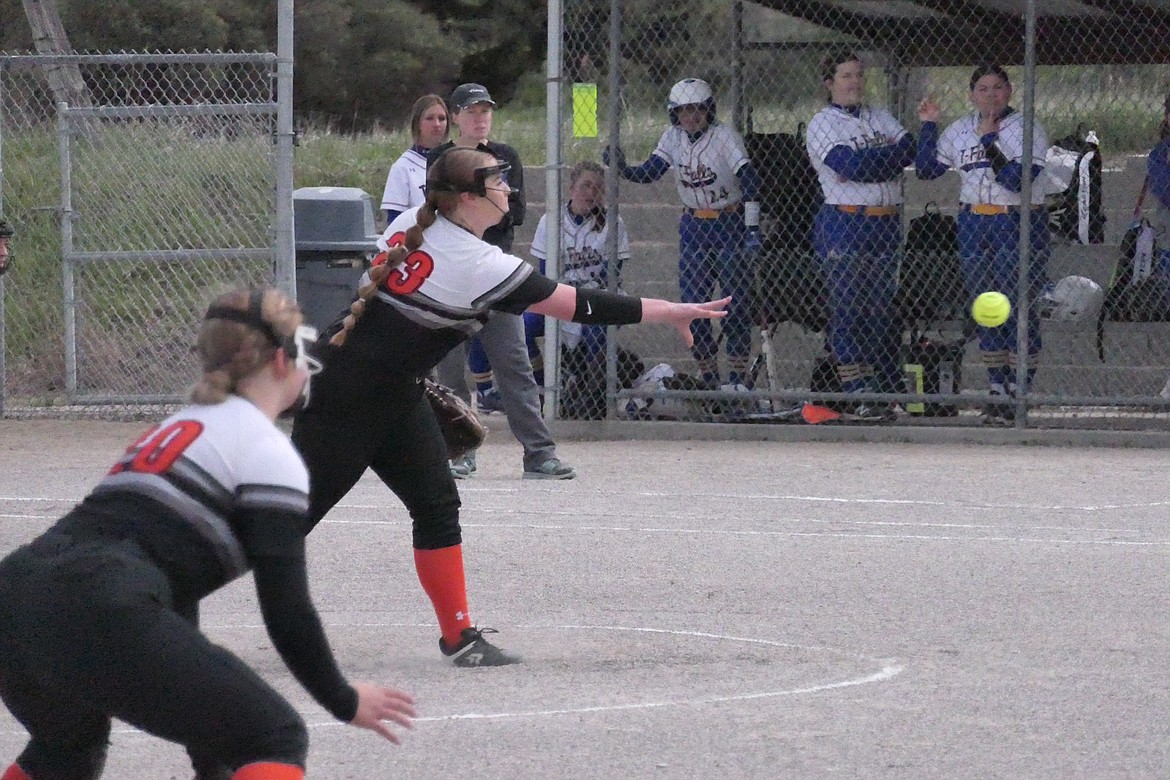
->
[667, 78, 716, 126]
[0, 220, 12, 238]
[1038, 275, 1105, 322]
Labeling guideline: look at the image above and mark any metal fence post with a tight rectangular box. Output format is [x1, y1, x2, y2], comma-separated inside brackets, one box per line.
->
[274, 0, 296, 299]
[544, 0, 565, 420]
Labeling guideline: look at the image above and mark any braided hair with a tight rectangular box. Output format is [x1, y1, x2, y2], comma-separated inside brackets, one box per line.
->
[329, 146, 500, 346]
[191, 287, 303, 404]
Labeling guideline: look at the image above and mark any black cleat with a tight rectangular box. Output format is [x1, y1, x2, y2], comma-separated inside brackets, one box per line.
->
[439, 626, 523, 667]
[982, 401, 1016, 426]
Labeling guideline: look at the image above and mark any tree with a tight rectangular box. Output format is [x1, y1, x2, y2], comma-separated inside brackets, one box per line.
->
[20, 0, 92, 108]
[2, 0, 550, 129]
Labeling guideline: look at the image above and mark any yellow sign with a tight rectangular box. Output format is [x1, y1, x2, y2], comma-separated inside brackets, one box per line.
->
[573, 83, 598, 138]
[903, 362, 925, 415]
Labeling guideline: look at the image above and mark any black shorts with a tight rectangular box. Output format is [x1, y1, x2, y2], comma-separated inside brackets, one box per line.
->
[0, 534, 307, 779]
[292, 373, 462, 549]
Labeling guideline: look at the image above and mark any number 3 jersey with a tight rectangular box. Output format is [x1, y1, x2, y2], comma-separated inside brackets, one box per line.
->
[50, 396, 310, 603]
[333, 206, 558, 381]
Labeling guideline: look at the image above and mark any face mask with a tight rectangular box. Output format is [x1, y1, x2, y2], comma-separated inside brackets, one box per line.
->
[279, 324, 323, 418]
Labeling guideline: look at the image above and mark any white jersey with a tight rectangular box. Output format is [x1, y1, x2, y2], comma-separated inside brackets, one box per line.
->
[531, 207, 631, 348]
[379, 147, 428, 214]
[806, 103, 909, 206]
[90, 395, 308, 586]
[375, 206, 534, 334]
[652, 122, 749, 210]
[933, 110, 1050, 206]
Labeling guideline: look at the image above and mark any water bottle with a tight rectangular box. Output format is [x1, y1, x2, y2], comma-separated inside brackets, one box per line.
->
[938, 361, 955, 396]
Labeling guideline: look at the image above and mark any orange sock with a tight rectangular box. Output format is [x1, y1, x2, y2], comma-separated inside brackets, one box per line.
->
[414, 544, 473, 645]
[232, 762, 303, 780]
[2, 765, 32, 780]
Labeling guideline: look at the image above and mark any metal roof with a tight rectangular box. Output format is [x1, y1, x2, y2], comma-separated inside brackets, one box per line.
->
[750, 0, 1170, 65]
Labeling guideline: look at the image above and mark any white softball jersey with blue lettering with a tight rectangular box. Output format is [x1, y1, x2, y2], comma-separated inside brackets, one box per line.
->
[806, 104, 909, 206]
[652, 122, 749, 210]
[933, 110, 1050, 206]
[531, 208, 631, 348]
[380, 148, 428, 214]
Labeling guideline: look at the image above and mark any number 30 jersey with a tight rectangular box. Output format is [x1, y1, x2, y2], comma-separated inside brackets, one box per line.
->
[51, 396, 310, 603]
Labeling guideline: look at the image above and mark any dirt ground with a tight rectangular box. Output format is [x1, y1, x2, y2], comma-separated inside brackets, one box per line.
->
[1, 419, 1168, 778]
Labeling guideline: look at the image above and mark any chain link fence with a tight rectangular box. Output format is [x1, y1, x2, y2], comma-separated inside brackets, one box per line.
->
[0, 51, 285, 418]
[550, 0, 1170, 429]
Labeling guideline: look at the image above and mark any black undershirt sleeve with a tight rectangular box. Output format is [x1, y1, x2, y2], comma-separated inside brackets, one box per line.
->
[492, 271, 559, 315]
[253, 553, 358, 722]
[490, 271, 644, 325]
[241, 503, 358, 722]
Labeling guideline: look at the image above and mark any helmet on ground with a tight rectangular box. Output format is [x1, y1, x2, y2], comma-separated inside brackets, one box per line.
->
[667, 78, 716, 126]
[1037, 275, 1104, 322]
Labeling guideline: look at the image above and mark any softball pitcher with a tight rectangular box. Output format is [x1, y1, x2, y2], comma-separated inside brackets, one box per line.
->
[291, 147, 729, 668]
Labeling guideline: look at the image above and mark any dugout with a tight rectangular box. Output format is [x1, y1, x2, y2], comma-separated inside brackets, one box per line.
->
[292, 186, 381, 331]
[724, 0, 1170, 403]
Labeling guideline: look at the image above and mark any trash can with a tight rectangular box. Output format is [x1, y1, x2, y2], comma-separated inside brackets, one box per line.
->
[293, 186, 383, 331]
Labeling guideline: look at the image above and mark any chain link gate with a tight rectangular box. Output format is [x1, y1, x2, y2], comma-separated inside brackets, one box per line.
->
[0, 51, 286, 418]
[554, 0, 1170, 430]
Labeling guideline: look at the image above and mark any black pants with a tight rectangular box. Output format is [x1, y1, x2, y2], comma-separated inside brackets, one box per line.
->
[291, 374, 462, 550]
[0, 535, 307, 780]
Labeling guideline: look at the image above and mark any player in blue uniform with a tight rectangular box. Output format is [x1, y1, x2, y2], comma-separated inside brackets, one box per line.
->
[606, 78, 761, 392]
[529, 160, 633, 418]
[916, 64, 1051, 424]
[0, 288, 416, 780]
[1150, 94, 1170, 308]
[806, 49, 914, 419]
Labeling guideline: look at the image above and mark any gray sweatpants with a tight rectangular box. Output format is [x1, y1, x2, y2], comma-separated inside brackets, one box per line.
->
[436, 310, 557, 469]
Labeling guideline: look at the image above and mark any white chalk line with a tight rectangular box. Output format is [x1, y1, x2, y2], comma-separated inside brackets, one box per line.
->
[92, 624, 902, 736]
[3, 496, 1166, 545]
[313, 519, 1170, 546]
[6, 491, 1170, 513]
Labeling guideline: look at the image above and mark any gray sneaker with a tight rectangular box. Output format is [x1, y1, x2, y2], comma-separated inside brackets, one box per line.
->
[439, 626, 522, 667]
[449, 452, 477, 479]
[523, 457, 577, 480]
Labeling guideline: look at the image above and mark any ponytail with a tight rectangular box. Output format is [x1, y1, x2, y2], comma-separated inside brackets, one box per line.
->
[328, 202, 440, 347]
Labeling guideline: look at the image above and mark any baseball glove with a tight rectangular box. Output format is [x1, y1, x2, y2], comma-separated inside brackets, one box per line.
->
[423, 378, 488, 460]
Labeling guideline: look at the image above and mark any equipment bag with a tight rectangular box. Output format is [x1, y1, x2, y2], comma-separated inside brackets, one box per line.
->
[747, 125, 829, 333]
[1043, 126, 1106, 245]
[1096, 178, 1169, 359]
[745, 125, 822, 247]
[896, 202, 967, 329]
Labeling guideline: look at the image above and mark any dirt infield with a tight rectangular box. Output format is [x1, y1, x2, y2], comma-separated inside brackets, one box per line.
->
[1, 419, 1168, 778]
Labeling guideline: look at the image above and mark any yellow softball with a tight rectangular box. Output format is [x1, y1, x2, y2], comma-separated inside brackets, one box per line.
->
[971, 291, 1011, 327]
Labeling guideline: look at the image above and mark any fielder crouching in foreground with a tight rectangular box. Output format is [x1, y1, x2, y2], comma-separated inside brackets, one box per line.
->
[0, 288, 416, 780]
[290, 146, 729, 667]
